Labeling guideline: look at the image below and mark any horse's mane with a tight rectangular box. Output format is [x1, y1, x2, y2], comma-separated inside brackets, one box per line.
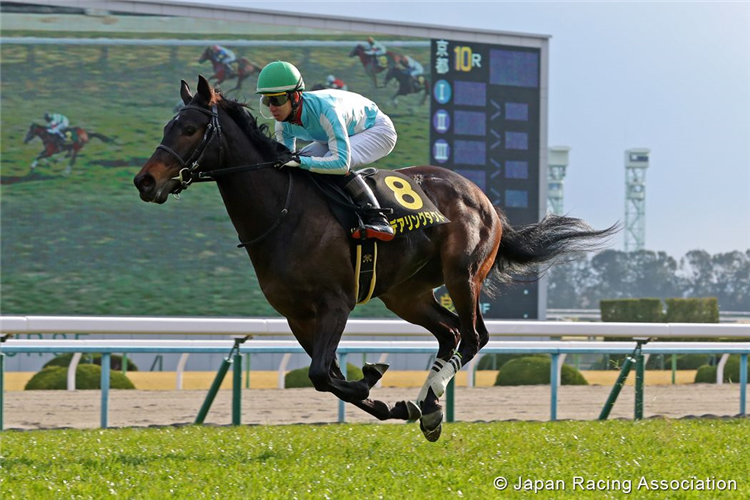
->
[217, 96, 289, 158]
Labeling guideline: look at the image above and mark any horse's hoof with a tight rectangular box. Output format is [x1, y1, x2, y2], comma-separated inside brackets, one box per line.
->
[419, 411, 443, 442]
[406, 400, 422, 422]
[362, 362, 389, 378]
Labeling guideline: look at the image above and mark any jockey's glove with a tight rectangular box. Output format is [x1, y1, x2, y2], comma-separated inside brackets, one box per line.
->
[275, 151, 301, 168]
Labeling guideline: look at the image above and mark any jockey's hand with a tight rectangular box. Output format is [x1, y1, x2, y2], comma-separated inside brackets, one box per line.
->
[275, 151, 300, 168]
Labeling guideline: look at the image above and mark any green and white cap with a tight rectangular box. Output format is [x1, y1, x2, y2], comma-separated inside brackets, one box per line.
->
[256, 61, 305, 94]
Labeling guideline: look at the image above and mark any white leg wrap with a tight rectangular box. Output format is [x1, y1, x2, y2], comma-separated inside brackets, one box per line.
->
[416, 358, 446, 405]
[417, 353, 463, 404]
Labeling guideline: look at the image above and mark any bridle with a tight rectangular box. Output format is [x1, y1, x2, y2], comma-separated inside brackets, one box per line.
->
[156, 104, 225, 194]
[154, 102, 291, 246]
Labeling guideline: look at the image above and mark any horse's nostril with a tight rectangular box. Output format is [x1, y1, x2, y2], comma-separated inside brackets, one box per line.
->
[134, 173, 155, 192]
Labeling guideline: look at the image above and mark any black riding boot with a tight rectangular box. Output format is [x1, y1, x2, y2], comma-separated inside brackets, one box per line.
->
[343, 172, 395, 242]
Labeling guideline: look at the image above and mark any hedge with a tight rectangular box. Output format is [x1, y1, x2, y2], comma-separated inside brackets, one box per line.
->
[600, 298, 664, 323]
[494, 356, 588, 386]
[25, 365, 135, 390]
[694, 356, 742, 383]
[43, 353, 139, 371]
[285, 363, 365, 388]
[665, 298, 719, 323]
[477, 354, 540, 371]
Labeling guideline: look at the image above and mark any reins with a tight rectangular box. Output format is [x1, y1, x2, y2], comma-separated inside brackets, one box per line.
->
[156, 102, 291, 246]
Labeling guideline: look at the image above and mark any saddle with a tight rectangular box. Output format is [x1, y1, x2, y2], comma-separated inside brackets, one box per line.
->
[306, 168, 450, 304]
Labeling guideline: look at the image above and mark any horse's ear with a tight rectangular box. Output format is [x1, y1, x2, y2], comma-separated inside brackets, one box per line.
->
[180, 80, 193, 105]
[197, 75, 214, 102]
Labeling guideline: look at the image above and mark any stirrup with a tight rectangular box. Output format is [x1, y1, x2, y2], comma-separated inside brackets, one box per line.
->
[352, 225, 395, 242]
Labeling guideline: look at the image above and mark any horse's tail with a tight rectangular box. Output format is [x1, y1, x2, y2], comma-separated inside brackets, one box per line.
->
[490, 207, 618, 284]
[88, 132, 114, 143]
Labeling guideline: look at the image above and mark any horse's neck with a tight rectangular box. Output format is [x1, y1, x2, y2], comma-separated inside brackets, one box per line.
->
[214, 127, 288, 245]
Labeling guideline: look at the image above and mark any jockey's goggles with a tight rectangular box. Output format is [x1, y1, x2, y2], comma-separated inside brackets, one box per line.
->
[261, 93, 290, 107]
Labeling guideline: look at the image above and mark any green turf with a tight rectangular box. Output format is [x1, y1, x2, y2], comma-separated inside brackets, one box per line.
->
[1, 420, 748, 498]
[0, 32, 431, 318]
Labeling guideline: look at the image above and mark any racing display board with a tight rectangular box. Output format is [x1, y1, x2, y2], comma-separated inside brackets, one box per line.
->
[2, 2, 547, 325]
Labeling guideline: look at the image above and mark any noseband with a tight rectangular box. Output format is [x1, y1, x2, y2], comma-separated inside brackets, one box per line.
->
[156, 104, 224, 193]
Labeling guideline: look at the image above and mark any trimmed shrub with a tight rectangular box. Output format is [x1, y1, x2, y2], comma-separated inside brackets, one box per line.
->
[600, 298, 664, 323]
[677, 354, 714, 370]
[476, 354, 543, 370]
[494, 356, 588, 386]
[694, 356, 742, 384]
[665, 298, 719, 323]
[43, 353, 139, 371]
[25, 365, 135, 390]
[285, 363, 365, 389]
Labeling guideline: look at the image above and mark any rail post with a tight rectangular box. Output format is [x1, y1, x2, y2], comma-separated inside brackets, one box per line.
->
[338, 354, 348, 423]
[101, 353, 110, 428]
[245, 353, 251, 389]
[550, 353, 560, 421]
[195, 338, 246, 425]
[446, 378, 455, 423]
[634, 345, 645, 420]
[741, 354, 748, 416]
[232, 348, 242, 425]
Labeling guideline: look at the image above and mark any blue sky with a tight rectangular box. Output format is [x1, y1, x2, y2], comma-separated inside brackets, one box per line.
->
[172, 1, 749, 258]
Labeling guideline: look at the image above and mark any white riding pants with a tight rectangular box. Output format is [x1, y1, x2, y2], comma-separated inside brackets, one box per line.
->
[299, 113, 397, 172]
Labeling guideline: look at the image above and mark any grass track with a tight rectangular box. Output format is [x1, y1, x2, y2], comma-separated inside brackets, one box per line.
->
[1, 420, 748, 498]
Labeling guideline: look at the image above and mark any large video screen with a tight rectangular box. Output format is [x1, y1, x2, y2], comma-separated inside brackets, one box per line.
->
[0, 5, 542, 319]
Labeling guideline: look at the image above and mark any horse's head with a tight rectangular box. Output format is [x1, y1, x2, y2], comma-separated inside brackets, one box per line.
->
[348, 45, 363, 57]
[134, 75, 222, 203]
[197, 47, 211, 63]
[24, 123, 42, 144]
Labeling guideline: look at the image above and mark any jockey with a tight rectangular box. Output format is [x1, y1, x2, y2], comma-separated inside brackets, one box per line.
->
[256, 61, 396, 242]
[211, 44, 236, 74]
[364, 36, 387, 58]
[325, 74, 348, 91]
[400, 55, 424, 79]
[44, 112, 70, 145]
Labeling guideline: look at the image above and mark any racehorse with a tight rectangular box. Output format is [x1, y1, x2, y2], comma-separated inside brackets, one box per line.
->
[133, 76, 616, 441]
[348, 44, 408, 88]
[24, 123, 113, 176]
[198, 47, 261, 92]
[384, 67, 429, 107]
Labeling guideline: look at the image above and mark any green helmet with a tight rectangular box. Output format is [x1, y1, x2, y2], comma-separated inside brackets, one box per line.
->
[256, 61, 305, 94]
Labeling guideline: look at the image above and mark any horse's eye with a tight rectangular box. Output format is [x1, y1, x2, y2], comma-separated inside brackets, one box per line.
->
[183, 126, 197, 136]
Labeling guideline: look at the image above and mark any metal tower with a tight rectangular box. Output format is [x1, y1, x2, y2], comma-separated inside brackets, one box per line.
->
[547, 146, 570, 215]
[624, 148, 650, 252]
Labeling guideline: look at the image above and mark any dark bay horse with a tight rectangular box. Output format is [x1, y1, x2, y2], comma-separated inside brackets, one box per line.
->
[134, 76, 615, 441]
[384, 67, 429, 107]
[198, 47, 261, 92]
[349, 44, 408, 88]
[24, 123, 112, 176]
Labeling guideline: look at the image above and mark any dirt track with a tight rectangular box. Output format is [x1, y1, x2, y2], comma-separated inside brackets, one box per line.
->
[3, 384, 746, 430]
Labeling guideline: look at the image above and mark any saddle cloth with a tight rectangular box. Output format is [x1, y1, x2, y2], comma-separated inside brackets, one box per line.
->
[306, 167, 450, 240]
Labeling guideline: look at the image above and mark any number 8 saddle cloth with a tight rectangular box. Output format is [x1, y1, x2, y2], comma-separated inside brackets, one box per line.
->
[306, 167, 451, 241]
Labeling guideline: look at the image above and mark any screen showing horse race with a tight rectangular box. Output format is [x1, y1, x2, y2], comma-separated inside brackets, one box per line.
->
[0, 4, 544, 320]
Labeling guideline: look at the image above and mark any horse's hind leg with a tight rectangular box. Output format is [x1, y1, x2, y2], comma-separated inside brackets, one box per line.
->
[379, 288, 461, 421]
[416, 226, 500, 440]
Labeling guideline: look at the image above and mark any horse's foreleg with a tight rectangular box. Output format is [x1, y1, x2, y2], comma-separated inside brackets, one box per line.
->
[327, 361, 417, 421]
[307, 307, 374, 402]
